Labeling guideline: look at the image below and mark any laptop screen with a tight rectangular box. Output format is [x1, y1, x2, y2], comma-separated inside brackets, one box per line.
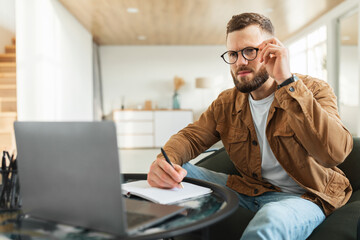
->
[15, 121, 127, 235]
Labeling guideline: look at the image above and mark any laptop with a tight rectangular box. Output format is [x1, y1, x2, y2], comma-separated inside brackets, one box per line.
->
[14, 121, 186, 236]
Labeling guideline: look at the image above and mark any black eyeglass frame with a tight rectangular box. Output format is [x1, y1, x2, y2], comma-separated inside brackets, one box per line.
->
[221, 47, 260, 64]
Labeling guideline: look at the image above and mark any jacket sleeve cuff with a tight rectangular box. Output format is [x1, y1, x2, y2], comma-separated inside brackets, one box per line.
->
[275, 79, 313, 107]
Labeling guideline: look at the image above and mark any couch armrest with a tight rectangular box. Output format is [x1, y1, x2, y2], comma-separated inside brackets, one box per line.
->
[195, 148, 240, 176]
[308, 200, 360, 239]
[338, 137, 360, 192]
[358, 215, 360, 240]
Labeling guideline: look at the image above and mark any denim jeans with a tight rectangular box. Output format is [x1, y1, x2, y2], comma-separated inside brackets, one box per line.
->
[183, 163, 326, 240]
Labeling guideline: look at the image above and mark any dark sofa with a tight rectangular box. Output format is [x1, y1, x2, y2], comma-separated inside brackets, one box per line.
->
[179, 137, 360, 240]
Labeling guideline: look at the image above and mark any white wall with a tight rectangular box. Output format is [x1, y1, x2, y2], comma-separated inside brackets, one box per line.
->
[100, 46, 233, 119]
[16, 0, 93, 121]
[0, 0, 15, 53]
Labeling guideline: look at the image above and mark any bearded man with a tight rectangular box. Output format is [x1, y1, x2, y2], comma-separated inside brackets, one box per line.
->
[147, 13, 353, 239]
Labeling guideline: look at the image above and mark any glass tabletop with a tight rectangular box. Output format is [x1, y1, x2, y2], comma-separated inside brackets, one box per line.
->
[0, 174, 238, 240]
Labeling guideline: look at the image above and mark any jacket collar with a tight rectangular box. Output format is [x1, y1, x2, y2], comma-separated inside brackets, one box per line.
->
[234, 89, 248, 114]
[233, 88, 280, 114]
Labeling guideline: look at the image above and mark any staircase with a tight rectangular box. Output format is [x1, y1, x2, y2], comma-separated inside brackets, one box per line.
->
[0, 37, 16, 152]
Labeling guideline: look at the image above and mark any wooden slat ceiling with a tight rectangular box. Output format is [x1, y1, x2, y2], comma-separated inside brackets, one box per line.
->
[59, 0, 345, 45]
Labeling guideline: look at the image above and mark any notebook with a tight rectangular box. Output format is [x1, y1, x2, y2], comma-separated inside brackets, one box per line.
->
[122, 180, 212, 204]
[14, 121, 186, 236]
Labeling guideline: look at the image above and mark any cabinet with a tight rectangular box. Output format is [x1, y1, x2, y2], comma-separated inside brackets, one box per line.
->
[112, 110, 193, 148]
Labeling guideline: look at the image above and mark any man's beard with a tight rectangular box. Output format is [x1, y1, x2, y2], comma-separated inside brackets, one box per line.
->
[231, 66, 269, 93]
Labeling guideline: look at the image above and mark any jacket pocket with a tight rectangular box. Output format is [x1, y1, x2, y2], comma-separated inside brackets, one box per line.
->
[324, 171, 350, 199]
[216, 124, 250, 173]
[216, 124, 249, 143]
[273, 124, 295, 137]
[272, 123, 304, 169]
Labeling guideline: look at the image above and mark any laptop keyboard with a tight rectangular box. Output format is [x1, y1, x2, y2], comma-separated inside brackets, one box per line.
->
[126, 211, 156, 227]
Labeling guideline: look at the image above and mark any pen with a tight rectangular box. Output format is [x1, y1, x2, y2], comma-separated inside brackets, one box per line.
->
[161, 148, 184, 189]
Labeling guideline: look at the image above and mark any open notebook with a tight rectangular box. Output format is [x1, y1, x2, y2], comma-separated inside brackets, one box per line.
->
[122, 180, 212, 204]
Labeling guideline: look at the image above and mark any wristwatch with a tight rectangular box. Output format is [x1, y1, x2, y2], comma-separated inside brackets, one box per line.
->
[277, 75, 298, 89]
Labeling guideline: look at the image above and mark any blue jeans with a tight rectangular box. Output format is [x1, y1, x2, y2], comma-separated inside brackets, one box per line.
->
[183, 163, 325, 240]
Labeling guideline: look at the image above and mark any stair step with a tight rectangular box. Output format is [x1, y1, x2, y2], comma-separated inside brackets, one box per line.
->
[12, 37, 16, 45]
[0, 73, 16, 84]
[0, 53, 16, 62]
[0, 130, 15, 151]
[0, 85, 16, 98]
[0, 112, 17, 118]
[0, 110, 16, 151]
[5, 45, 15, 54]
[0, 112, 16, 128]
[0, 97, 16, 112]
[0, 63, 16, 72]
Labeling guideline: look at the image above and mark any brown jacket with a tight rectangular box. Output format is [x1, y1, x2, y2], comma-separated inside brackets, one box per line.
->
[162, 74, 353, 216]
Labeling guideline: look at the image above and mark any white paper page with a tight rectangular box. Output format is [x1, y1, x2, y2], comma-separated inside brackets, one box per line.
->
[122, 180, 212, 204]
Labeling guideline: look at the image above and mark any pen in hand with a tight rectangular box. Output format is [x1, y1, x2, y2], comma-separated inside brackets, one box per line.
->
[161, 148, 184, 189]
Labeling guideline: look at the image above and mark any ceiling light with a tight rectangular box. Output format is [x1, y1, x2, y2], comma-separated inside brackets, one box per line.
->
[137, 36, 147, 40]
[127, 8, 139, 13]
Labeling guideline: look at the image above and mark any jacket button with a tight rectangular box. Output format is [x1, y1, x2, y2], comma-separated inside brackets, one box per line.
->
[254, 189, 259, 194]
[289, 86, 295, 92]
[252, 140, 258, 146]
[252, 173, 258, 178]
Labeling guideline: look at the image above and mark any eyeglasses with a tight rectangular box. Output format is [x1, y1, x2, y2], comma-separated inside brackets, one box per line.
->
[221, 47, 259, 64]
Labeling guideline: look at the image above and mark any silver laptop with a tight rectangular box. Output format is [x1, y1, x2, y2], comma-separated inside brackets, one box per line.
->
[14, 121, 185, 236]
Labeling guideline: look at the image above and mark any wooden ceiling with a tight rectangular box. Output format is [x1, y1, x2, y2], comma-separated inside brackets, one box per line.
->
[59, 0, 345, 45]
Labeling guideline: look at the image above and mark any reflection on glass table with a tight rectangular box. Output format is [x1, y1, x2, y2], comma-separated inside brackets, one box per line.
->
[0, 174, 238, 240]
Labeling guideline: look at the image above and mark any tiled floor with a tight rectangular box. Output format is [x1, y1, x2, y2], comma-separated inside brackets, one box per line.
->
[119, 142, 223, 173]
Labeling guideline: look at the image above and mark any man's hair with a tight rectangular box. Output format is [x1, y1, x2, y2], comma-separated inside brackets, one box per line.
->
[226, 13, 274, 36]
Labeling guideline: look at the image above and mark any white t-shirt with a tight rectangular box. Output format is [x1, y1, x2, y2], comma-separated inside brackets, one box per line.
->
[249, 93, 305, 195]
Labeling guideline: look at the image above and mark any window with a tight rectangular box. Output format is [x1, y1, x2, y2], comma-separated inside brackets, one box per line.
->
[288, 26, 327, 81]
[338, 11, 359, 136]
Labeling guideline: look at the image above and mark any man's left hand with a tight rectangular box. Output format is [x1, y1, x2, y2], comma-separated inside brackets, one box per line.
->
[258, 38, 292, 84]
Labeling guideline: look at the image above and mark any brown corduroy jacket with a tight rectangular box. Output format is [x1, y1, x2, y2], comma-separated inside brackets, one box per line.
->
[161, 74, 353, 216]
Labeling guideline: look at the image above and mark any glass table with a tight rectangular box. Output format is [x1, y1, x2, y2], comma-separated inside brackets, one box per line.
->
[0, 174, 239, 240]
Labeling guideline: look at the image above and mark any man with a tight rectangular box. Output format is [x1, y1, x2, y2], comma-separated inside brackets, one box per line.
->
[147, 13, 353, 239]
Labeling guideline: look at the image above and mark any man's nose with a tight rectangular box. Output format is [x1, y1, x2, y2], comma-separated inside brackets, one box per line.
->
[235, 55, 248, 66]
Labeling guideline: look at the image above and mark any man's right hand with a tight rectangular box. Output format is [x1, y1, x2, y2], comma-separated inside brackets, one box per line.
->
[147, 157, 187, 189]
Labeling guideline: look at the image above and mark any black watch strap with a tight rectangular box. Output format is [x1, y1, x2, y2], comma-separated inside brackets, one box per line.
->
[277, 75, 297, 89]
